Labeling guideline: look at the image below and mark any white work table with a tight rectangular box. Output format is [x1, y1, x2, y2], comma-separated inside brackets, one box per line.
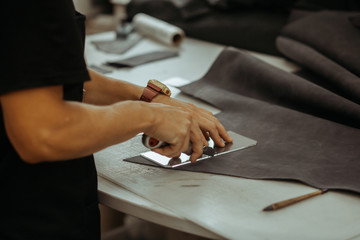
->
[85, 32, 360, 240]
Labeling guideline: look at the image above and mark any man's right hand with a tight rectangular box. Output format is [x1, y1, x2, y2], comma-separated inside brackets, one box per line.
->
[143, 103, 206, 163]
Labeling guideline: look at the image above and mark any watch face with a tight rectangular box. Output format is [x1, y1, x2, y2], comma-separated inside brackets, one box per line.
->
[149, 79, 171, 96]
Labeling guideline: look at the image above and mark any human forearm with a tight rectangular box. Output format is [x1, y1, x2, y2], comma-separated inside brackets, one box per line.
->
[1, 85, 153, 163]
[83, 69, 143, 105]
[1, 84, 202, 164]
[2, 76, 232, 164]
[29, 100, 153, 163]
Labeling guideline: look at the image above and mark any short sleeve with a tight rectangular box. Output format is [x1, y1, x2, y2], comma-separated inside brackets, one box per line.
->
[1, 0, 90, 95]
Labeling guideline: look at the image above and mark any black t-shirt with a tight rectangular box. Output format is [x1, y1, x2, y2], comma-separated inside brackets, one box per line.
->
[1, 1, 99, 239]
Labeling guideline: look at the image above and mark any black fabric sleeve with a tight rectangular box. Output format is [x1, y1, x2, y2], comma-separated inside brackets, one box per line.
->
[1, 0, 90, 95]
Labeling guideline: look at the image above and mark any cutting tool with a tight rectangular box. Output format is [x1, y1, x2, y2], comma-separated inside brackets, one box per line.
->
[142, 134, 216, 156]
[141, 131, 257, 168]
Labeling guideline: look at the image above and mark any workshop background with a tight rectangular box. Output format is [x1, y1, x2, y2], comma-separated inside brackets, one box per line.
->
[74, 0, 360, 239]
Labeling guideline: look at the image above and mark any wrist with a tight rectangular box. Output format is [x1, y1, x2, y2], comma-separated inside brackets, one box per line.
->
[140, 79, 171, 102]
[111, 100, 157, 136]
[139, 101, 158, 134]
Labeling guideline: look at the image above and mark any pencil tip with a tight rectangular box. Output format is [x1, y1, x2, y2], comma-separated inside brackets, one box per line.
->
[263, 205, 274, 211]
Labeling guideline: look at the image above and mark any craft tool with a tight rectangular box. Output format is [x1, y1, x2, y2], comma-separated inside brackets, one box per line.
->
[142, 134, 215, 156]
[141, 131, 257, 168]
[263, 188, 329, 211]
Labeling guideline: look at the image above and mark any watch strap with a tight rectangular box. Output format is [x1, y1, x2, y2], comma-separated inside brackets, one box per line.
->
[140, 80, 171, 102]
[140, 85, 160, 102]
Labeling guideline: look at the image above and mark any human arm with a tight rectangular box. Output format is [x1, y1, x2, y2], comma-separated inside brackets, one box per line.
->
[84, 69, 233, 147]
[152, 95, 233, 148]
[83, 69, 144, 105]
[0, 84, 203, 163]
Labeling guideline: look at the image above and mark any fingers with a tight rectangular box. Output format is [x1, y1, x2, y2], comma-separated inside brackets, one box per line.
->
[212, 120, 233, 145]
[152, 144, 186, 158]
[189, 121, 203, 163]
[199, 115, 232, 147]
[200, 131, 209, 147]
[153, 127, 191, 158]
[151, 117, 204, 163]
[146, 99, 232, 163]
[202, 130, 210, 141]
[182, 103, 232, 146]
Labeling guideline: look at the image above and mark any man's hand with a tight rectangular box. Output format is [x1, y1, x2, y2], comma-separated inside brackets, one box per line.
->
[85, 70, 232, 163]
[151, 94, 233, 162]
[143, 103, 205, 163]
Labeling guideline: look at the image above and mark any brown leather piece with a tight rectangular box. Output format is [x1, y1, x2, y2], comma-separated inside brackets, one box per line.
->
[126, 47, 360, 194]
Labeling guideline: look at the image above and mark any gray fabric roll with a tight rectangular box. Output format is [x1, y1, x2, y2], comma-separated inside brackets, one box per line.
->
[280, 10, 360, 77]
[277, 36, 360, 105]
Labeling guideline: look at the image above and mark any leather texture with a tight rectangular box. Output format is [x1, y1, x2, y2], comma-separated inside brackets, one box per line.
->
[280, 11, 360, 77]
[126, 47, 360, 194]
[126, 10, 360, 194]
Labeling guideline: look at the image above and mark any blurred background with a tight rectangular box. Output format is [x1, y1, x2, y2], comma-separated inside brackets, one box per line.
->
[75, 0, 360, 239]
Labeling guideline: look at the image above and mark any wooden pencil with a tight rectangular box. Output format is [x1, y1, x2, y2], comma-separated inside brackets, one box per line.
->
[263, 188, 328, 211]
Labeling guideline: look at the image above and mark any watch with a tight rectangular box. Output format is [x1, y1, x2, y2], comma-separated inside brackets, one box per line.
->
[140, 79, 171, 102]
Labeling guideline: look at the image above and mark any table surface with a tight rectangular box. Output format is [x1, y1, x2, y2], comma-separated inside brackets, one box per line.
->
[85, 32, 360, 240]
